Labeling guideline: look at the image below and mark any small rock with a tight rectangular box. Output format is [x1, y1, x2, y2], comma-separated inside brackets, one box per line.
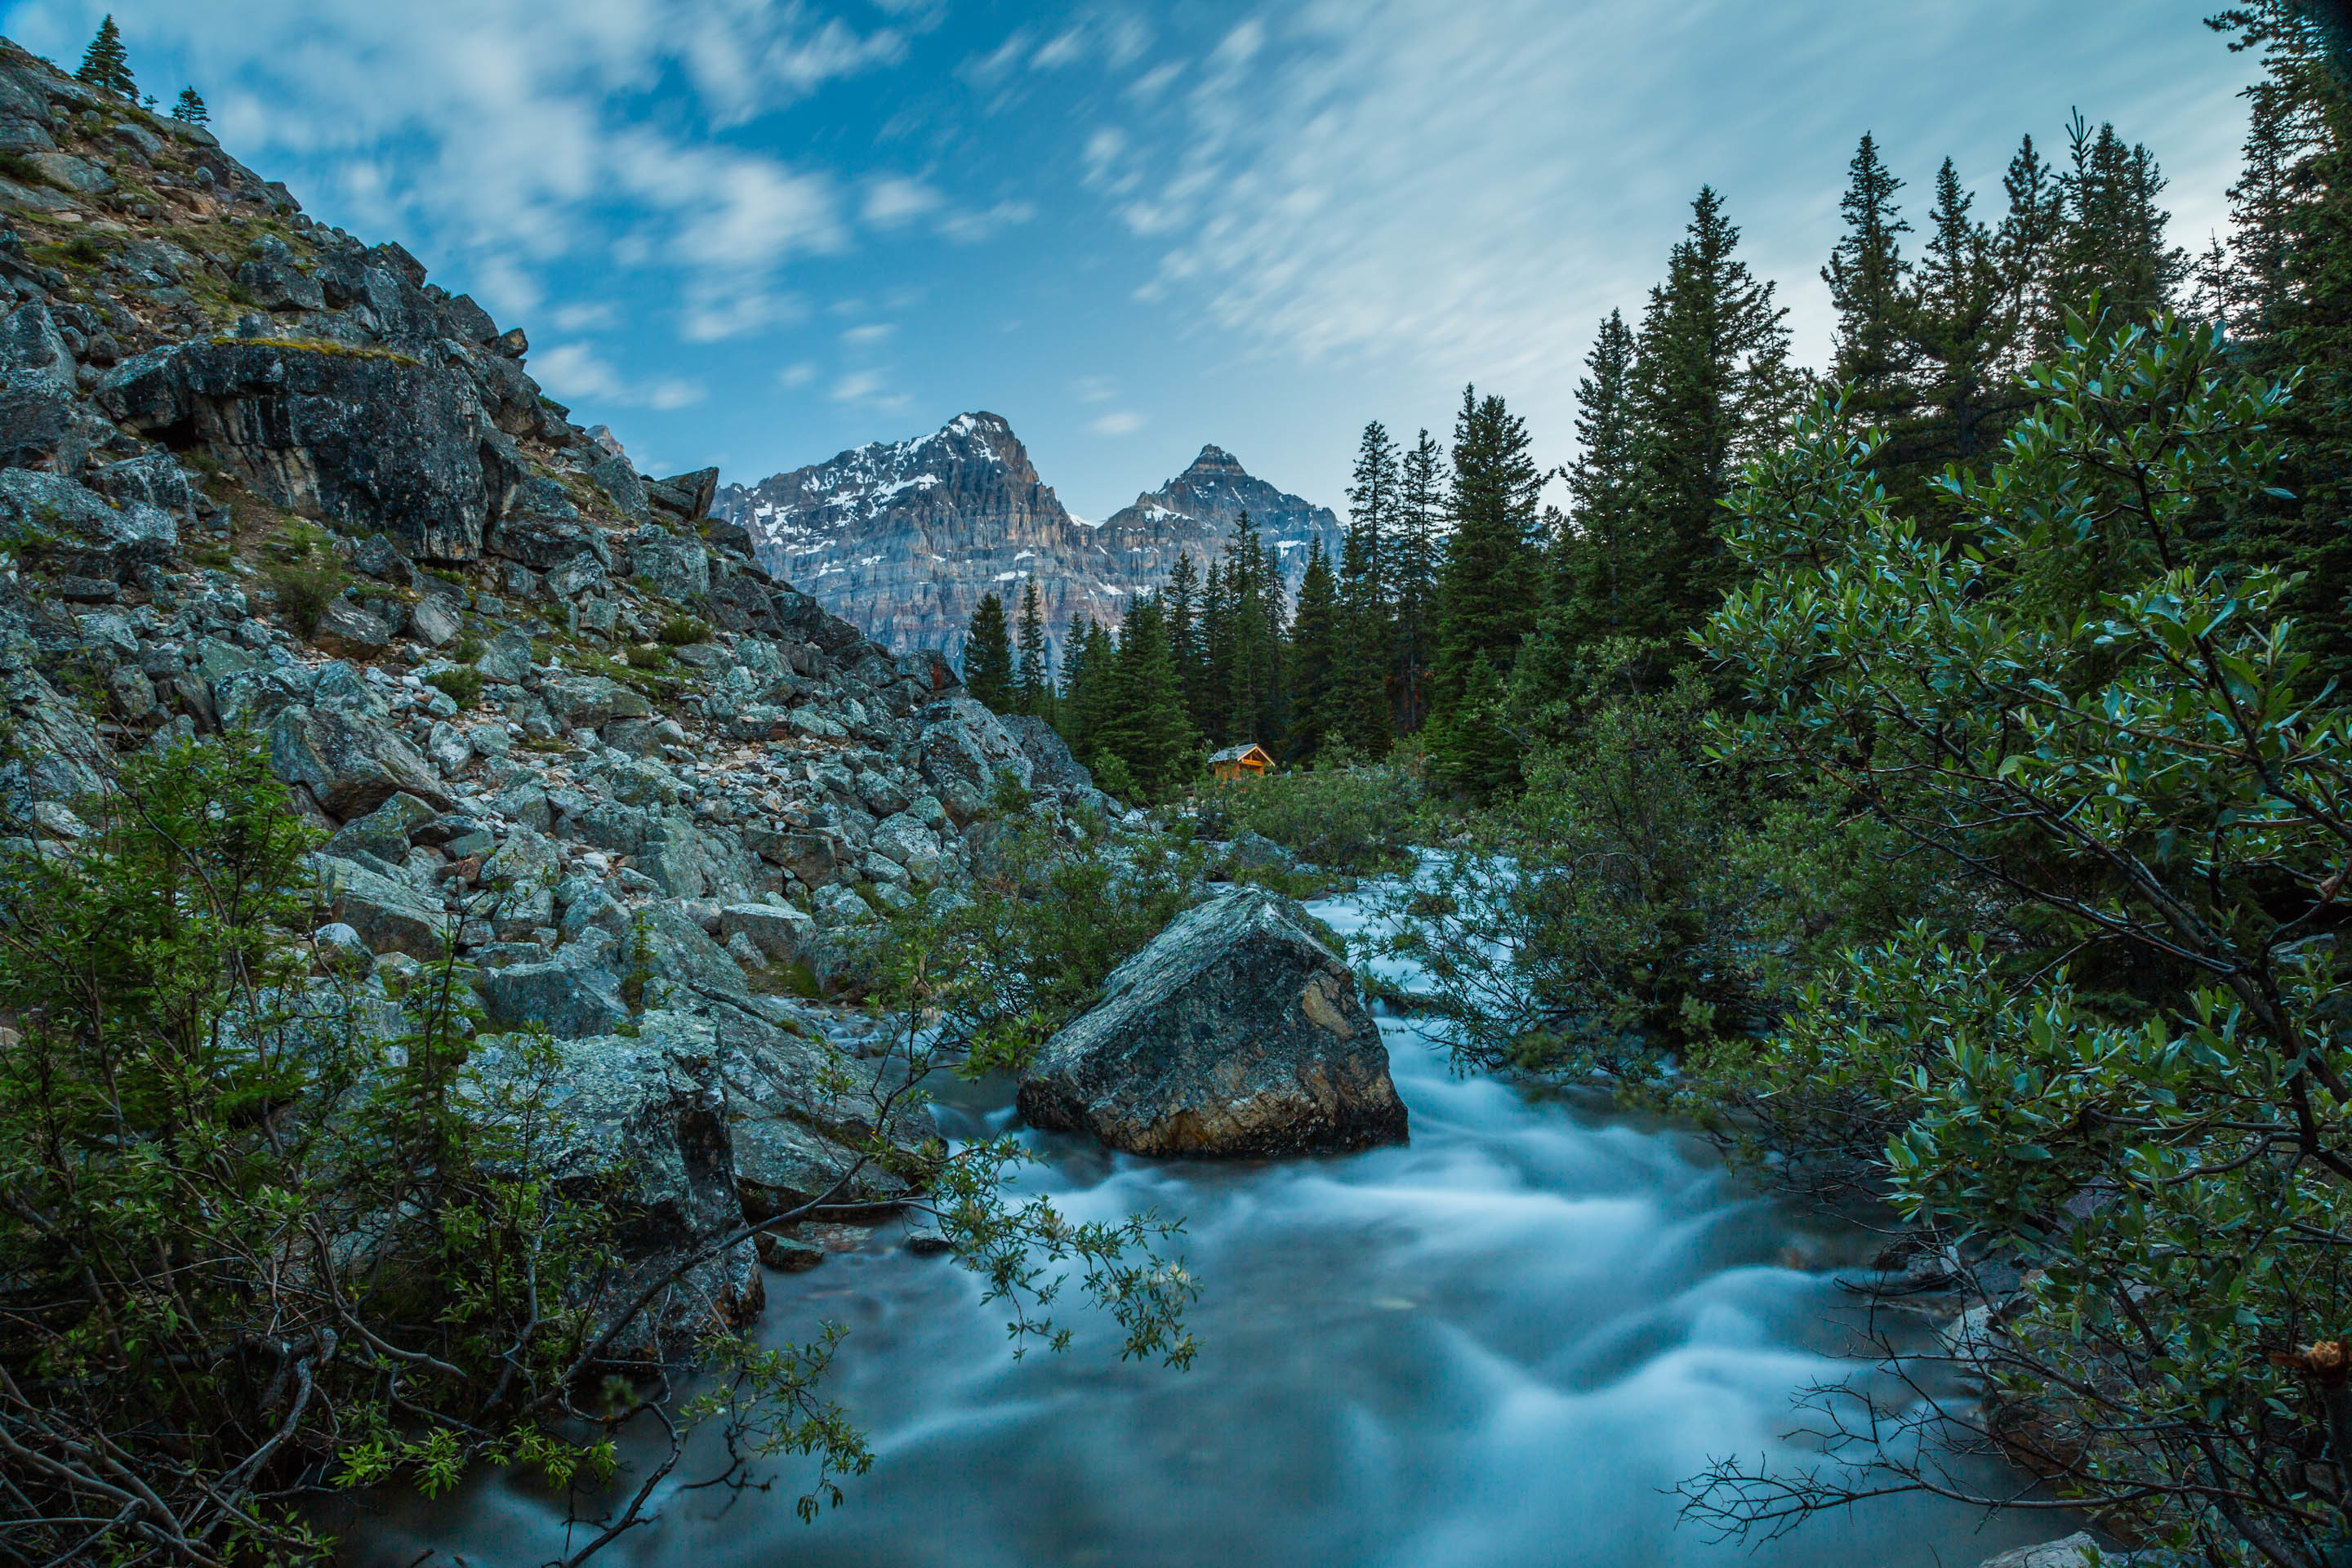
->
[903, 1223, 954, 1257]
[755, 1232, 825, 1272]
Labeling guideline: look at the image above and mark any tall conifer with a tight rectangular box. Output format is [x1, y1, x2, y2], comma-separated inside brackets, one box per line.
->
[1013, 578, 1049, 716]
[1823, 132, 1915, 430]
[1287, 537, 1343, 762]
[961, 594, 1014, 712]
[1339, 422, 1399, 755]
[76, 16, 134, 97]
[1388, 430, 1444, 734]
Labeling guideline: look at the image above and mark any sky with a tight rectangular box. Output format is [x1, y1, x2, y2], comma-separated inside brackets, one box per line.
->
[0, 1, 2263, 520]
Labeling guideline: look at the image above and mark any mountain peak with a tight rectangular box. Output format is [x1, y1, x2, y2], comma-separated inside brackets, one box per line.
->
[1187, 443, 1243, 474]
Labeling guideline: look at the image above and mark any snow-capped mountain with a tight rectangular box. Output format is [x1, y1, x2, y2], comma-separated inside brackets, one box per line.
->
[711, 414, 1343, 671]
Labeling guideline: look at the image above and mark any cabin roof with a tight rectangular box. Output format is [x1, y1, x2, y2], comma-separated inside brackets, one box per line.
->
[1209, 743, 1272, 764]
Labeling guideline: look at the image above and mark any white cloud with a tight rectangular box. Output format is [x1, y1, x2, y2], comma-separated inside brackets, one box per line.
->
[1090, 411, 1144, 435]
[533, 342, 706, 409]
[779, 361, 819, 387]
[863, 176, 944, 229]
[61, 0, 919, 353]
[842, 322, 895, 345]
[552, 301, 621, 332]
[1073, 376, 1117, 403]
[937, 199, 1036, 243]
[1084, 0, 2255, 455]
[831, 368, 910, 411]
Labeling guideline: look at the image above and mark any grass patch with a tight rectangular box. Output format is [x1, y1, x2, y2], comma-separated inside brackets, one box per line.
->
[624, 643, 671, 670]
[206, 336, 419, 367]
[425, 668, 484, 709]
[657, 612, 711, 646]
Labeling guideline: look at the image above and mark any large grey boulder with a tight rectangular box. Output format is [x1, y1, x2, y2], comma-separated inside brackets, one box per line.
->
[0, 470, 177, 580]
[1000, 713, 1117, 813]
[626, 526, 708, 603]
[313, 856, 446, 960]
[96, 339, 509, 563]
[715, 1013, 937, 1218]
[478, 955, 630, 1038]
[916, 695, 1032, 825]
[0, 298, 77, 468]
[1018, 888, 1407, 1157]
[268, 704, 452, 817]
[473, 1018, 763, 1353]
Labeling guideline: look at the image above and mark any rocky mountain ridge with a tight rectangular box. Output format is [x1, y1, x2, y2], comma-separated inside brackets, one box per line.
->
[713, 416, 1343, 670]
[0, 36, 1129, 1321]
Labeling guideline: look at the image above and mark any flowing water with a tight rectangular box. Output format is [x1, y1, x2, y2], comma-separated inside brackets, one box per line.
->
[354, 882, 2056, 1568]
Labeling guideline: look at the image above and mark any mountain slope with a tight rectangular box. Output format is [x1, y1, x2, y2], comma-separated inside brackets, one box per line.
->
[714, 421, 1344, 670]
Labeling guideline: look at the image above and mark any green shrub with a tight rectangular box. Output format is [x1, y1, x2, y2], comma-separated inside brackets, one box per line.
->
[867, 813, 1206, 1071]
[451, 630, 485, 663]
[1205, 754, 1424, 875]
[625, 641, 672, 670]
[657, 612, 711, 645]
[425, 666, 484, 708]
[263, 559, 345, 636]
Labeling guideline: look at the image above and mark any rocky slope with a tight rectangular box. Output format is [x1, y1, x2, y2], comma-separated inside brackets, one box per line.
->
[713, 419, 1343, 670]
[0, 38, 1122, 1304]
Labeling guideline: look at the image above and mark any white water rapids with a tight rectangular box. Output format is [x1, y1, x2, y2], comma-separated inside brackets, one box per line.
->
[353, 881, 2058, 1567]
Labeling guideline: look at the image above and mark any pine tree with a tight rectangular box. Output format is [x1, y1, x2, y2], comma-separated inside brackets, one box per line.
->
[2203, 2, 2352, 685]
[1013, 577, 1049, 716]
[1823, 132, 1915, 430]
[171, 87, 210, 124]
[1095, 595, 1196, 800]
[1388, 430, 1444, 734]
[76, 16, 134, 99]
[1624, 187, 1798, 639]
[1427, 386, 1544, 793]
[1221, 513, 1285, 748]
[2048, 114, 2188, 330]
[1909, 157, 2014, 475]
[1286, 537, 1343, 762]
[1339, 421, 1398, 755]
[961, 593, 1014, 713]
[1551, 310, 1642, 649]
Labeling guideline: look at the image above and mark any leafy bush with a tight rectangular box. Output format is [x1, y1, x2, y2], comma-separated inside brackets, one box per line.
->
[657, 612, 712, 646]
[261, 525, 347, 636]
[425, 666, 484, 708]
[871, 809, 1208, 1072]
[625, 641, 672, 670]
[451, 630, 485, 663]
[1203, 752, 1424, 875]
[1673, 314, 2352, 1563]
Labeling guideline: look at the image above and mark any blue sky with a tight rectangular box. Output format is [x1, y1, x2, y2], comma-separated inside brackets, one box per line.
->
[2, 1, 2260, 519]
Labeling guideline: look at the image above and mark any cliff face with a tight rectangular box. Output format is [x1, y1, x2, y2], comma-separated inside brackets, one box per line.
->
[714, 423, 1344, 672]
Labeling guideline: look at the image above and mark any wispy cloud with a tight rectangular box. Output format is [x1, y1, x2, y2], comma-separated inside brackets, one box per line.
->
[533, 342, 706, 409]
[1089, 411, 1144, 435]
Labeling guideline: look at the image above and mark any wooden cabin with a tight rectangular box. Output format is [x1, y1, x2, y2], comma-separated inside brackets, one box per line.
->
[1209, 743, 1273, 782]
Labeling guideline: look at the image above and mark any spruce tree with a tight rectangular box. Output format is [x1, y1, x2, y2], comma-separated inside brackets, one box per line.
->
[1428, 386, 1544, 793]
[962, 593, 1014, 712]
[1221, 513, 1285, 747]
[1013, 577, 1049, 716]
[1387, 430, 1444, 734]
[1823, 132, 1915, 430]
[2049, 114, 2189, 326]
[1339, 421, 1398, 755]
[1909, 157, 2013, 475]
[1095, 595, 1196, 800]
[1195, 557, 1236, 744]
[1551, 310, 1641, 650]
[171, 87, 209, 124]
[1287, 537, 1343, 762]
[1624, 187, 1798, 639]
[2204, 2, 2352, 685]
[76, 16, 134, 99]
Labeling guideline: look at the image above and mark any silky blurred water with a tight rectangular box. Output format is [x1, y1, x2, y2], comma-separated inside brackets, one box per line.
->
[348, 884, 2051, 1568]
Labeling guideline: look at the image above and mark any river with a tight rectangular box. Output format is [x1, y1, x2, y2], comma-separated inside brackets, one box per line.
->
[351, 880, 2056, 1567]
